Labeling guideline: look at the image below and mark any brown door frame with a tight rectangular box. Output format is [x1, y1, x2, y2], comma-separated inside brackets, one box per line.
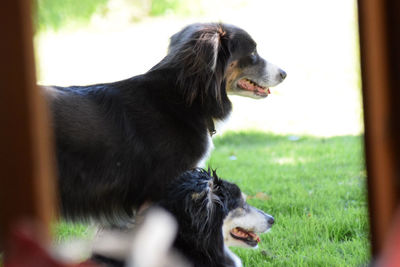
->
[0, 0, 57, 249]
[358, 0, 400, 256]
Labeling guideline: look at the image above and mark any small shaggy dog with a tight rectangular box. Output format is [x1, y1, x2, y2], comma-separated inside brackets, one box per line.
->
[44, 22, 286, 225]
[91, 169, 274, 267]
[159, 169, 274, 267]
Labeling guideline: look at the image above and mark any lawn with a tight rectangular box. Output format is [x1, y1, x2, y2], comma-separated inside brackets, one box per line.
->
[55, 131, 370, 266]
[210, 131, 369, 266]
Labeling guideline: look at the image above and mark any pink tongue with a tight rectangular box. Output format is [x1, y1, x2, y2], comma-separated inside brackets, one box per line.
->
[256, 87, 265, 93]
[238, 79, 269, 95]
[237, 79, 256, 91]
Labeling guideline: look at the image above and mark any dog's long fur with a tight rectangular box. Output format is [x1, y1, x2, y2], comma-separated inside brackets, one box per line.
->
[44, 22, 285, 225]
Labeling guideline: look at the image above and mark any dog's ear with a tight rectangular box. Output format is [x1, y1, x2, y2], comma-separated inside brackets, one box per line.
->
[186, 178, 225, 256]
[165, 169, 226, 258]
[173, 24, 231, 106]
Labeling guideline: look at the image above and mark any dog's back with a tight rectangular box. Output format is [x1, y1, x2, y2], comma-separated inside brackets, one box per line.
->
[45, 73, 214, 224]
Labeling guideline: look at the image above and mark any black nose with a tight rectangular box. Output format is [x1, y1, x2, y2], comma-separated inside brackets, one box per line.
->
[279, 69, 287, 80]
[268, 216, 275, 225]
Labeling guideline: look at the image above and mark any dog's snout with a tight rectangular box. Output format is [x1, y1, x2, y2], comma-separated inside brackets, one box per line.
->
[279, 69, 287, 80]
[268, 216, 275, 225]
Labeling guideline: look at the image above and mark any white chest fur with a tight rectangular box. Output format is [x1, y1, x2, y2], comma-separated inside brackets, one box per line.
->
[196, 133, 214, 168]
[196, 118, 229, 168]
[224, 245, 243, 267]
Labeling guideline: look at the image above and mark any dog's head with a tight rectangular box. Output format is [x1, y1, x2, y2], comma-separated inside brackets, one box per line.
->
[223, 24, 286, 99]
[161, 169, 273, 252]
[166, 23, 286, 103]
[222, 193, 274, 248]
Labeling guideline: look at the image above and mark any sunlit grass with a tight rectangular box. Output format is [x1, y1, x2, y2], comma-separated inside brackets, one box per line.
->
[209, 131, 369, 266]
[34, 0, 108, 32]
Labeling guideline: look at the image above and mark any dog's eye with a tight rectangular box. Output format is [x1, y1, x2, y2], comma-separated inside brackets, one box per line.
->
[250, 48, 257, 57]
[250, 50, 258, 62]
[249, 50, 257, 63]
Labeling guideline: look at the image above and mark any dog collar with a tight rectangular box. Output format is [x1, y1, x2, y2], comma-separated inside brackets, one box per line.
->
[206, 117, 216, 136]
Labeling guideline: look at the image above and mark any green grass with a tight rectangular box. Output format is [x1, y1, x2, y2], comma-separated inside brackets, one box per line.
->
[52, 221, 94, 243]
[55, 131, 370, 266]
[34, 0, 109, 32]
[34, 0, 205, 32]
[209, 131, 370, 266]
[149, 0, 205, 17]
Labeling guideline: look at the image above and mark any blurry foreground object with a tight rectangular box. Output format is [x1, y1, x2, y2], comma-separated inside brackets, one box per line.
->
[92, 208, 189, 267]
[375, 207, 400, 267]
[4, 222, 95, 267]
[4, 208, 186, 267]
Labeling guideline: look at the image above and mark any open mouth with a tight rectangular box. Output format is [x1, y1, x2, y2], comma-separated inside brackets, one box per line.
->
[237, 78, 270, 97]
[230, 227, 261, 247]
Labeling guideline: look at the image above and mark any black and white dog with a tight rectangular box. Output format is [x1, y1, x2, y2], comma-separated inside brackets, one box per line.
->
[44, 22, 286, 225]
[91, 169, 274, 267]
[160, 169, 274, 267]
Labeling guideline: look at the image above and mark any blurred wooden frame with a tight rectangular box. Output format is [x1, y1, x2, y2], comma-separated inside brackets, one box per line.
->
[358, 0, 400, 255]
[0, 0, 57, 249]
[0, 0, 399, 259]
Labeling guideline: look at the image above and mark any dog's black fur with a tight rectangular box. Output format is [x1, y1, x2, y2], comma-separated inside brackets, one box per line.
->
[159, 168, 243, 267]
[45, 23, 273, 224]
